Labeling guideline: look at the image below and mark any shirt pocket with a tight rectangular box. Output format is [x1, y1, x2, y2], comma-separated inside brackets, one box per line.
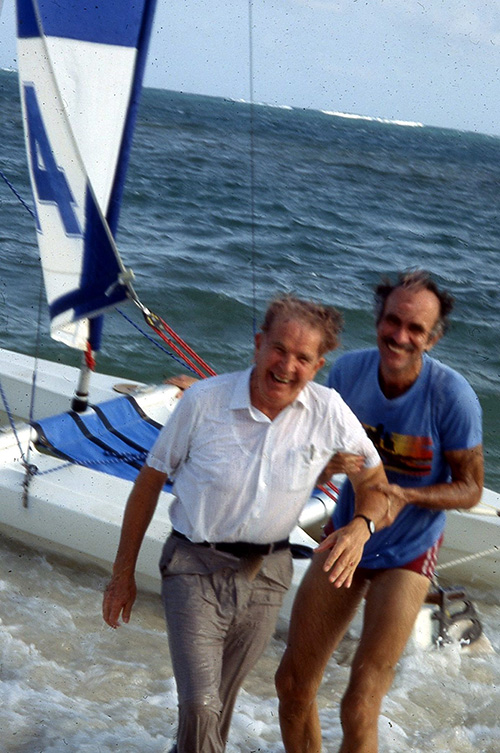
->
[283, 443, 327, 491]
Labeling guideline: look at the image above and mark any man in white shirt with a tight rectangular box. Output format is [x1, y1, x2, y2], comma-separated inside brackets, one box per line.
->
[102, 294, 391, 753]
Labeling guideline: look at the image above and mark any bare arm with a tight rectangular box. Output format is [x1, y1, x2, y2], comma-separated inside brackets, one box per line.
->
[315, 461, 391, 587]
[371, 444, 484, 512]
[102, 464, 167, 628]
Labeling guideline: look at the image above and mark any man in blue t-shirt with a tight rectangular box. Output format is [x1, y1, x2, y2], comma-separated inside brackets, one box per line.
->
[276, 270, 483, 753]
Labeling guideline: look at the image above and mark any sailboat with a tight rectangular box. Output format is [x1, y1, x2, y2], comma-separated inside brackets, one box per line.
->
[0, 0, 498, 645]
[0, 0, 323, 621]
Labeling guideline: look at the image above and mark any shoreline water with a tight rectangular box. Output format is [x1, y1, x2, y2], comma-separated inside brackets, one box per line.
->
[1, 530, 498, 753]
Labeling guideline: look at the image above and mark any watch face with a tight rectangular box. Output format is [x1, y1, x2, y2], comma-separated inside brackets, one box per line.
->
[354, 514, 375, 535]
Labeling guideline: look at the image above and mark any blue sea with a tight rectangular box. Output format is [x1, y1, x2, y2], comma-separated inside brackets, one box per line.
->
[1, 68, 498, 489]
[0, 68, 499, 752]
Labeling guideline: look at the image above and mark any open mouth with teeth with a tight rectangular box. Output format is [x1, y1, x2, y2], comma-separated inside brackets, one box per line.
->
[271, 372, 291, 384]
[384, 339, 414, 355]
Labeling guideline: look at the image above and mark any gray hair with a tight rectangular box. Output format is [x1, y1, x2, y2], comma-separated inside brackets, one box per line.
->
[374, 270, 454, 337]
[260, 294, 343, 355]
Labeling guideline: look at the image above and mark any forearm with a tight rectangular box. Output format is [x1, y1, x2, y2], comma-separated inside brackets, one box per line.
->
[112, 465, 166, 575]
[103, 464, 167, 628]
[375, 445, 484, 514]
[316, 463, 391, 585]
[353, 488, 391, 530]
[349, 463, 392, 531]
[394, 478, 482, 511]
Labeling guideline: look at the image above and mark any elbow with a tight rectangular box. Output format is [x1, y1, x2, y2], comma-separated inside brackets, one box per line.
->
[461, 481, 484, 510]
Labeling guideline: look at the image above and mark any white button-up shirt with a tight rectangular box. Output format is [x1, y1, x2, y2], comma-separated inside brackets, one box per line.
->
[147, 367, 380, 543]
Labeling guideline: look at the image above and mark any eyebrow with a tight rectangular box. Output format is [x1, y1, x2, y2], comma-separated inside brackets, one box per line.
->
[383, 313, 430, 336]
[272, 339, 316, 362]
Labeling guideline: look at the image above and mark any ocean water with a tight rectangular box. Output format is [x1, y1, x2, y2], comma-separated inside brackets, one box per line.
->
[0, 67, 499, 751]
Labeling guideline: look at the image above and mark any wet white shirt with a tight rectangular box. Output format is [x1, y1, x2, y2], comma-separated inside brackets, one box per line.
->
[147, 367, 380, 543]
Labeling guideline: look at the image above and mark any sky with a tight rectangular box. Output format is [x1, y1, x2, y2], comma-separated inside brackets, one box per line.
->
[1, 0, 499, 136]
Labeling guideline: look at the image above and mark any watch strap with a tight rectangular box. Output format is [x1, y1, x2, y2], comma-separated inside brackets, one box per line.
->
[353, 514, 375, 535]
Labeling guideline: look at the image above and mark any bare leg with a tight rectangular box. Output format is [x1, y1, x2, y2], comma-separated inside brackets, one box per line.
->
[338, 569, 430, 753]
[276, 551, 367, 753]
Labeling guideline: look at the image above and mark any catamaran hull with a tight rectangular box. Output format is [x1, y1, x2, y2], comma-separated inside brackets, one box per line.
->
[0, 349, 498, 603]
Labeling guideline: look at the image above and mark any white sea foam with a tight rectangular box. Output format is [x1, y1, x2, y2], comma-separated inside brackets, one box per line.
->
[321, 110, 424, 128]
[1, 533, 498, 752]
[224, 93, 422, 125]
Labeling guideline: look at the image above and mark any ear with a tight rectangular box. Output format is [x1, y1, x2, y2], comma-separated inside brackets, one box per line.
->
[253, 331, 262, 361]
[313, 356, 326, 376]
[424, 331, 442, 352]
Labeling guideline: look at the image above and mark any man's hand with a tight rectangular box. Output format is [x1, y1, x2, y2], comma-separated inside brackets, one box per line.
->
[371, 446, 484, 514]
[102, 571, 137, 628]
[102, 464, 166, 628]
[314, 517, 371, 588]
[164, 374, 198, 393]
[317, 452, 365, 485]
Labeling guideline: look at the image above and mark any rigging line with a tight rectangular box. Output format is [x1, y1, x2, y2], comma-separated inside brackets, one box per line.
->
[116, 308, 214, 377]
[436, 545, 499, 572]
[0, 169, 45, 499]
[20, 243, 47, 507]
[2, 164, 215, 378]
[145, 320, 214, 379]
[141, 306, 216, 376]
[248, 0, 257, 336]
[26, 267, 47, 439]
[0, 168, 36, 219]
[0, 379, 30, 463]
[130, 297, 216, 377]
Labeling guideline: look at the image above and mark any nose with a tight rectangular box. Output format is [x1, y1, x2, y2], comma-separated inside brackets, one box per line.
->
[390, 323, 410, 345]
[278, 352, 295, 372]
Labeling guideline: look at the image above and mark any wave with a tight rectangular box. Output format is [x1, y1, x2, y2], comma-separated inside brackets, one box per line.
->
[321, 110, 423, 128]
[219, 92, 422, 125]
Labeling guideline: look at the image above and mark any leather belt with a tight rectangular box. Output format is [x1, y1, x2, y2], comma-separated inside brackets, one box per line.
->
[172, 529, 290, 557]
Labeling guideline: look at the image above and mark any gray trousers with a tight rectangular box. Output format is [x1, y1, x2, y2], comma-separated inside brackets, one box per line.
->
[159, 535, 293, 753]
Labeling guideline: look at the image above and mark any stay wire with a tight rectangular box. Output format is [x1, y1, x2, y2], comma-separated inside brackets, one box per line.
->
[248, 0, 257, 336]
[18, 262, 47, 506]
[0, 168, 43, 503]
[0, 167, 36, 220]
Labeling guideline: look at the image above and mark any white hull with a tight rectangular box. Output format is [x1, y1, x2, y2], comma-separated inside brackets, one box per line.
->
[0, 348, 498, 610]
[435, 487, 499, 590]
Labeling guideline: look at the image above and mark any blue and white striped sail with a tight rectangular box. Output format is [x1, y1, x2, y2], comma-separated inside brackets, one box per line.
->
[15, 0, 157, 350]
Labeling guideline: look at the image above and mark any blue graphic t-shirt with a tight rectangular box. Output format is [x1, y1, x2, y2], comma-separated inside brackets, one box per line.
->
[327, 349, 482, 569]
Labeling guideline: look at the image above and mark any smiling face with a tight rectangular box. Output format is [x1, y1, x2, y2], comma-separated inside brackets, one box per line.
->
[250, 317, 326, 419]
[376, 286, 442, 395]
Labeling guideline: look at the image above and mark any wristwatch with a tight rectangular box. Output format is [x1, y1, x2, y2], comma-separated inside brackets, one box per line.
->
[353, 514, 375, 536]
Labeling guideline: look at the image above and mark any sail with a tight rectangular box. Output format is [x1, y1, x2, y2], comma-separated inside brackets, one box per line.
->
[15, 0, 157, 350]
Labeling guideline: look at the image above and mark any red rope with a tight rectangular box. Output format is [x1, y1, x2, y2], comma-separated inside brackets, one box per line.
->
[143, 309, 217, 378]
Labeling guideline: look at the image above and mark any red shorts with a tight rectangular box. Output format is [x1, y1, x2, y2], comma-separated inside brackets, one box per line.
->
[322, 518, 443, 581]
